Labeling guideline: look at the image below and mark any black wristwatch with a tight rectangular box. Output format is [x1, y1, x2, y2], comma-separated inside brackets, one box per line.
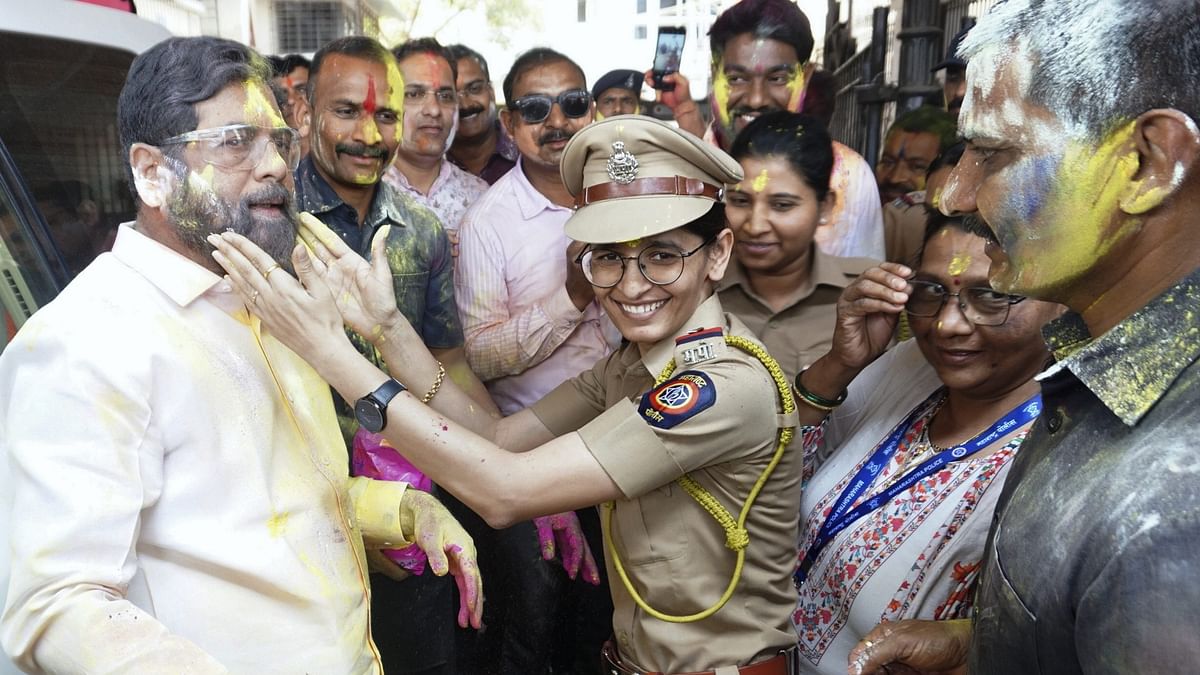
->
[354, 378, 406, 433]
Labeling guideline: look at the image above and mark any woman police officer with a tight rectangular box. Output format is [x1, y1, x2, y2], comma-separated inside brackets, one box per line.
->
[210, 115, 804, 675]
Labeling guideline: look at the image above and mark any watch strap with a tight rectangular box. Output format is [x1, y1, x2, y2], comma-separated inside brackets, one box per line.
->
[368, 378, 406, 408]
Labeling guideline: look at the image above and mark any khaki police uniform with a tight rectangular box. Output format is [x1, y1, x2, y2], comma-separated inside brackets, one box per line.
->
[530, 295, 801, 673]
[882, 190, 930, 265]
[543, 115, 803, 674]
[718, 248, 876, 383]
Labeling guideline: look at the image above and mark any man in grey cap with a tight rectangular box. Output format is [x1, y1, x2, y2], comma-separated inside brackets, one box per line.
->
[591, 68, 643, 120]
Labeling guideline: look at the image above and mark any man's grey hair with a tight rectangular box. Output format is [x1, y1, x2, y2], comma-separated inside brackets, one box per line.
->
[961, 0, 1200, 140]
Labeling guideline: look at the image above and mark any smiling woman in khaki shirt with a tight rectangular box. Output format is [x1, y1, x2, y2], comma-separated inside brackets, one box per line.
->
[720, 112, 878, 382]
[212, 116, 805, 675]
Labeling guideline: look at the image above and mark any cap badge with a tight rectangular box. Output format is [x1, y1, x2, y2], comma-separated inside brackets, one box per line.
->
[606, 141, 639, 184]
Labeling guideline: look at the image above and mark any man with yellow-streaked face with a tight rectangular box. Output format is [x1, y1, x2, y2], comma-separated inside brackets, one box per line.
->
[850, 2, 1200, 674]
[304, 45, 404, 200]
[294, 36, 500, 675]
[659, 0, 886, 259]
[942, 39, 1151, 300]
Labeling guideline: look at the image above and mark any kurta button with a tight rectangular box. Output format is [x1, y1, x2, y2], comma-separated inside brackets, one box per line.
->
[1046, 412, 1062, 433]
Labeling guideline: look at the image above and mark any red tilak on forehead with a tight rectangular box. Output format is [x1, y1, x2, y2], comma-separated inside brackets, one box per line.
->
[364, 76, 377, 115]
[952, 277, 962, 286]
[425, 53, 443, 89]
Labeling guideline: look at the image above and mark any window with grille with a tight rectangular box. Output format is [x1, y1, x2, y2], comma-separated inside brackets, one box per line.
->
[276, 1, 347, 54]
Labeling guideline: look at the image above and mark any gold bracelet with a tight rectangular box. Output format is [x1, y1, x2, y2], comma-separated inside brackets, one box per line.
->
[419, 361, 446, 404]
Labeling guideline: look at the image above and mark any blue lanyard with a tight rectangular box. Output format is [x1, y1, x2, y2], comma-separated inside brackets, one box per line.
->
[794, 391, 1042, 587]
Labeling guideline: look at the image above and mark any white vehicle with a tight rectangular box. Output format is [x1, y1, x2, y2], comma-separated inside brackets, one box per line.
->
[0, 0, 169, 353]
[0, 3, 168, 671]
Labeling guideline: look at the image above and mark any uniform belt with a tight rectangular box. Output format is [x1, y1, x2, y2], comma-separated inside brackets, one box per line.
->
[602, 641, 799, 675]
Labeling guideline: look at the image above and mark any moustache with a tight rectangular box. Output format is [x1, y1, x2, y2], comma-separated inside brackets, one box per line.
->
[335, 142, 388, 159]
[538, 130, 572, 147]
[459, 105, 486, 119]
[242, 183, 294, 211]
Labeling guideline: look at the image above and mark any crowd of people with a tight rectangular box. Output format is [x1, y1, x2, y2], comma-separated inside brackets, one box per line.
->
[1, 0, 1198, 673]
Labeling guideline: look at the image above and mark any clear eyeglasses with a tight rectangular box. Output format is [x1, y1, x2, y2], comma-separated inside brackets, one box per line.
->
[905, 280, 1027, 326]
[158, 124, 301, 172]
[575, 238, 713, 289]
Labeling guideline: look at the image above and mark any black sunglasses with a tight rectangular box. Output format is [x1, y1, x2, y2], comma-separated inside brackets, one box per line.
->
[508, 89, 591, 123]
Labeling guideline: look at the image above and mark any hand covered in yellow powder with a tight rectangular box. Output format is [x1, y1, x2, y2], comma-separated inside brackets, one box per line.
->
[533, 511, 600, 585]
[399, 490, 484, 629]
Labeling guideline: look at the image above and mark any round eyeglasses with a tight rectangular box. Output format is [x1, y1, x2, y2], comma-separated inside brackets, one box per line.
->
[575, 238, 712, 289]
[508, 89, 591, 124]
[159, 124, 301, 172]
[905, 280, 1026, 326]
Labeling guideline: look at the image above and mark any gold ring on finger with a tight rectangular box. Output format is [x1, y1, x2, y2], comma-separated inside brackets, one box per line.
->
[262, 263, 280, 279]
[250, 290, 260, 306]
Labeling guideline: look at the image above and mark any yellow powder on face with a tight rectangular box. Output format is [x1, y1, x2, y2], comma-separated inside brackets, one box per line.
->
[785, 64, 807, 111]
[752, 168, 770, 193]
[947, 253, 972, 277]
[712, 61, 732, 129]
[621, 239, 642, 248]
[1013, 120, 1142, 291]
[386, 61, 407, 145]
[187, 164, 216, 193]
[243, 80, 286, 127]
[930, 186, 945, 210]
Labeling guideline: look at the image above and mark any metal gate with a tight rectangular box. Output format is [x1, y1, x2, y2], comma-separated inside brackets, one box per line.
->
[824, 0, 995, 164]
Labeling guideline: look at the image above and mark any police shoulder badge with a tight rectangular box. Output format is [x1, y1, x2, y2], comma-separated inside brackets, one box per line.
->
[638, 370, 717, 429]
[675, 326, 723, 366]
[606, 141, 639, 184]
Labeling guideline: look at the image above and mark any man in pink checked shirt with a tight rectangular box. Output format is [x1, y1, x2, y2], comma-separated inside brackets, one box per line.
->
[453, 47, 619, 674]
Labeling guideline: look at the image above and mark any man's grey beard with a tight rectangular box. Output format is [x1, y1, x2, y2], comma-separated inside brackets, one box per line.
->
[164, 159, 299, 272]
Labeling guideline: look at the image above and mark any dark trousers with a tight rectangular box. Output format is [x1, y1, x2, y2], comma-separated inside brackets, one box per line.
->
[370, 569, 457, 675]
[443, 492, 613, 675]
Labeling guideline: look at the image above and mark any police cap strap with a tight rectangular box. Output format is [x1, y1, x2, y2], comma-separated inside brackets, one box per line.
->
[574, 175, 724, 208]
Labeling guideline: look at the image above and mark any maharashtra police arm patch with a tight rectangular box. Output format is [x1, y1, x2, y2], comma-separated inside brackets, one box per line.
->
[637, 370, 717, 429]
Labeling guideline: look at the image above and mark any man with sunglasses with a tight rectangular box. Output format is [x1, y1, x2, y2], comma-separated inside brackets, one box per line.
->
[454, 47, 618, 674]
[295, 35, 498, 675]
[0, 36, 481, 674]
[446, 44, 519, 185]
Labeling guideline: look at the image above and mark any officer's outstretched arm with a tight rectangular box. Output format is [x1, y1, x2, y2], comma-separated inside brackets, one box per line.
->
[210, 228, 623, 524]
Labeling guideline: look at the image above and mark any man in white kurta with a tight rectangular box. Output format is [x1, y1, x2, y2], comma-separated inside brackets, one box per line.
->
[0, 36, 478, 674]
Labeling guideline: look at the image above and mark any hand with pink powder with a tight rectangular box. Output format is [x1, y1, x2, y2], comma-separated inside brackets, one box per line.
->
[399, 490, 484, 628]
[533, 511, 600, 585]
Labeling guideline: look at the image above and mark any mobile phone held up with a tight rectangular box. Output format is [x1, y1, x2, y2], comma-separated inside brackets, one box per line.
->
[651, 26, 686, 92]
